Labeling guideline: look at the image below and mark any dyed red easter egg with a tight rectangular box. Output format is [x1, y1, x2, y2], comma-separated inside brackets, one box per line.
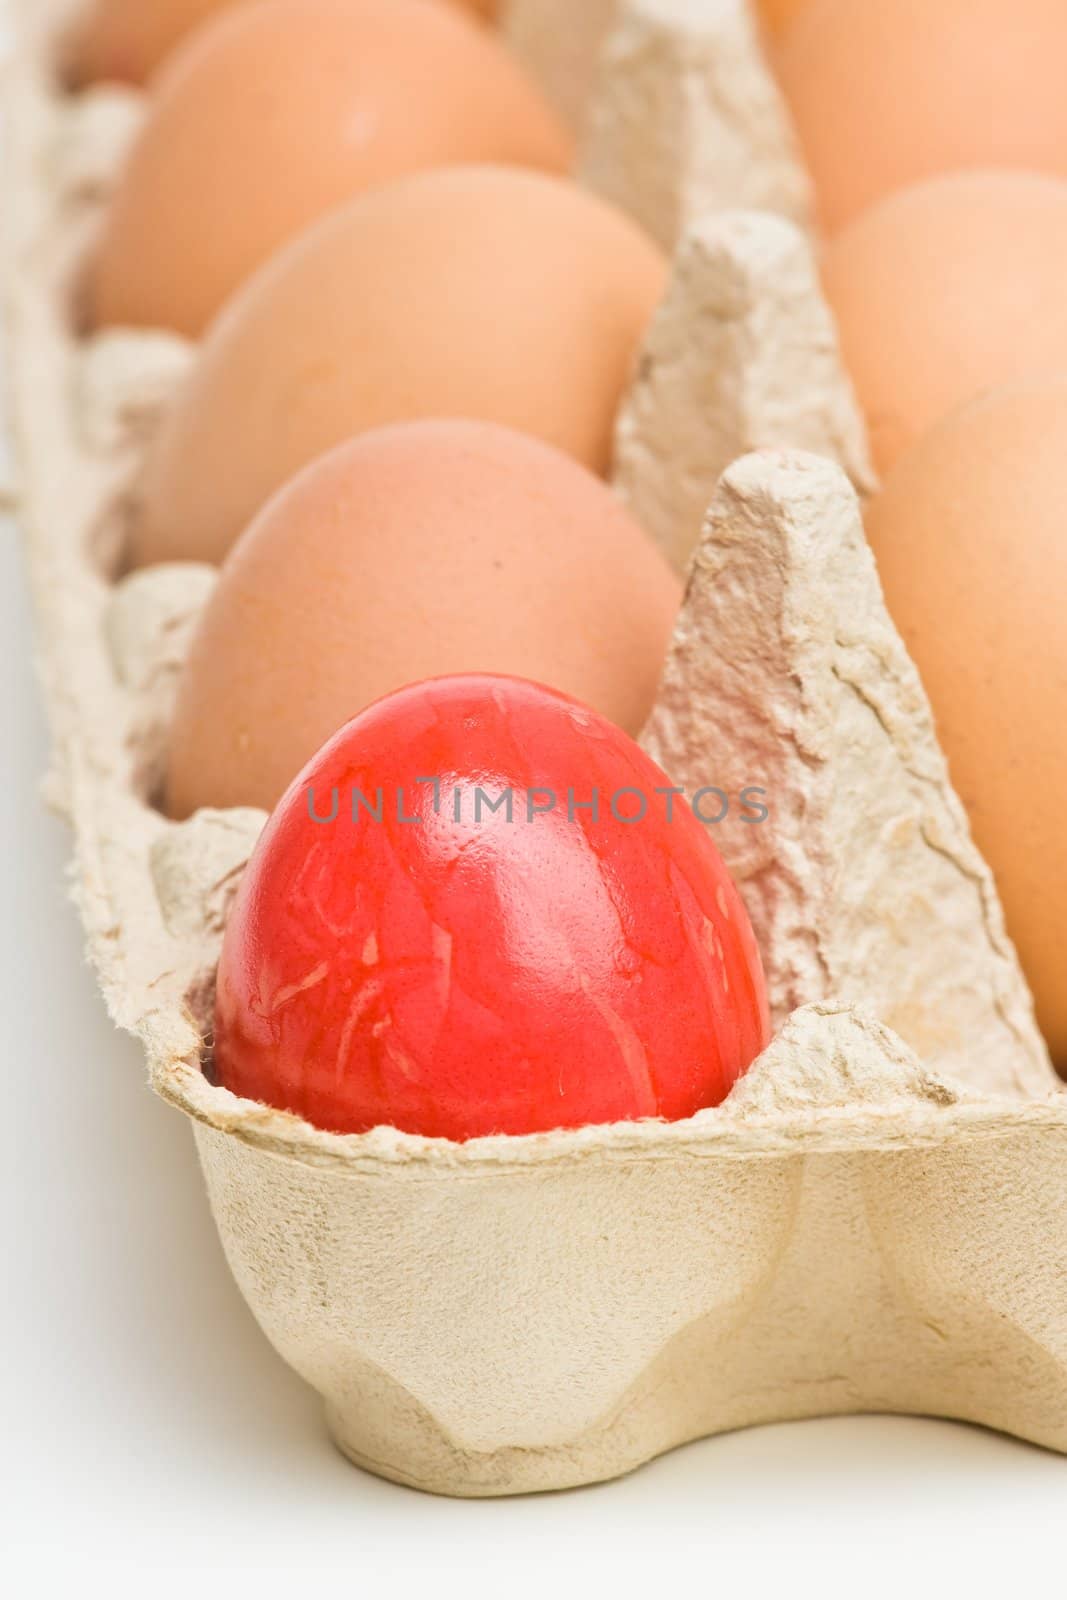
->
[213, 676, 770, 1141]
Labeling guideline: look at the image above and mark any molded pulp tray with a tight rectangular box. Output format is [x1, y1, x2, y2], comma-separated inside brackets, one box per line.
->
[4, 0, 1066, 1496]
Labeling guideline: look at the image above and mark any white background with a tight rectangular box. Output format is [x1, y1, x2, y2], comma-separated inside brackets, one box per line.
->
[4, 521, 1066, 1592]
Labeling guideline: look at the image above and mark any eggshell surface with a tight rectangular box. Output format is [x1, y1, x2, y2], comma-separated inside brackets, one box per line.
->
[88, 0, 571, 335]
[133, 166, 668, 566]
[65, 0, 245, 84]
[165, 421, 682, 818]
[778, 0, 1067, 231]
[824, 172, 1067, 473]
[755, 0, 812, 39]
[212, 674, 770, 1141]
[865, 379, 1067, 1067]
[65, 0, 499, 87]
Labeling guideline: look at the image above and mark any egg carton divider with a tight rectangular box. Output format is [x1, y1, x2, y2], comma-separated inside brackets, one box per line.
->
[4, 0, 1067, 1496]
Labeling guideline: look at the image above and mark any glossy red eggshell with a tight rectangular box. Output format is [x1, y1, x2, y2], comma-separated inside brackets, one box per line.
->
[213, 676, 770, 1140]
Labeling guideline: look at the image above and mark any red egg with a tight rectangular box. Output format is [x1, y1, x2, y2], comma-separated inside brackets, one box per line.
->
[213, 676, 770, 1141]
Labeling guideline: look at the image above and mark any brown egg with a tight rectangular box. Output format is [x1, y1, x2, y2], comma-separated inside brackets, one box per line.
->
[824, 171, 1067, 473]
[865, 379, 1067, 1067]
[777, 0, 1067, 232]
[133, 166, 667, 567]
[754, 0, 812, 39]
[87, 0, 570, 336]
[64, 0, 498, 87]
[165, 420, 682, 817]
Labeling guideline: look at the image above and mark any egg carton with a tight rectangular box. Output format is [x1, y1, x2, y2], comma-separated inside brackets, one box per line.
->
[4, 0, 1066, 1497]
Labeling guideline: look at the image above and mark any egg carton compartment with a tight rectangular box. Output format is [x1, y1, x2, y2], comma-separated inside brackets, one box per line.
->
[4, 0, 1067, 1497]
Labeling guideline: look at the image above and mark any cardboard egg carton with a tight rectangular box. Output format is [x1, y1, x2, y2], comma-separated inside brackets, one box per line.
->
[4, 0, 1066, 1497]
